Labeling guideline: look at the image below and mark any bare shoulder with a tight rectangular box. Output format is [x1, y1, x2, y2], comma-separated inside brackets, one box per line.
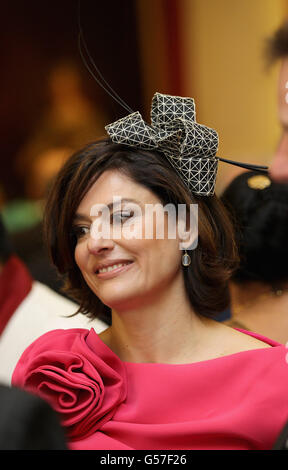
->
[202, 319, 273, 360]
[215, 322, 272, 354]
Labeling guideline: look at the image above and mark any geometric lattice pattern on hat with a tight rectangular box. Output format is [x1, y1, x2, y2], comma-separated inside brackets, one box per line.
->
[105, 92, 219, 195]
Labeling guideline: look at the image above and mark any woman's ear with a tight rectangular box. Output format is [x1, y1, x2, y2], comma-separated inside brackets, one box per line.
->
[178, 204, 198, 251]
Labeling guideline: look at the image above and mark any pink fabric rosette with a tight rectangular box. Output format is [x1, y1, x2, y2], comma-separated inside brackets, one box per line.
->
[12, 328, 127, 441]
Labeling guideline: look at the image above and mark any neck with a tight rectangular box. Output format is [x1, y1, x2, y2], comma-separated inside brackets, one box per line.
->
[100, 277, 212, 364]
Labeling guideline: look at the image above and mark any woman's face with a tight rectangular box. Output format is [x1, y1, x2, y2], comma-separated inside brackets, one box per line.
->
[73, 169, 185, 311]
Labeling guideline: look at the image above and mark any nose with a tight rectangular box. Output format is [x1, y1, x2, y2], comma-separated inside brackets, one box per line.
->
[87, 227, 115, 255]
[270, 132, 288, 183]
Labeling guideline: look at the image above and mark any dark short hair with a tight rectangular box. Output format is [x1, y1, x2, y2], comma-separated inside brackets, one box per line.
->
[266, 21, 288, 64]
[221, 171, 288, 286]
[43, 138, 238, 322]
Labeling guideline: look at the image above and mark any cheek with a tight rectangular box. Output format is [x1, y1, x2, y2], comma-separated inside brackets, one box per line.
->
[139, 237, 182, 279]
[74, 243, 87, 272]
[74, 244, 96, 292]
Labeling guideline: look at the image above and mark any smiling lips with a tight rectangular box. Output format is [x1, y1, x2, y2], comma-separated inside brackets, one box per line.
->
[95, 260, 133, 277]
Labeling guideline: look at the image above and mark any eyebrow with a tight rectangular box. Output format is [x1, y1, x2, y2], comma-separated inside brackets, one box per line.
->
[73, 198, 141, 222]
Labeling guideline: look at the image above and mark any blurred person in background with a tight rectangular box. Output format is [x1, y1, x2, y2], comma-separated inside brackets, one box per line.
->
[0, 214, 107, 385]
[221, 171, 288, 344]
[0, 383, 67, 450]
[225, 19, 288, 453]
[15, 59, 107, 201]
[268, 21, 288, 182]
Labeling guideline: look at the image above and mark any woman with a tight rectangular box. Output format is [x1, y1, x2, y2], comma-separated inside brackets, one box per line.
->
[221, 171, 288, 343]
[12, 94, 288, 450]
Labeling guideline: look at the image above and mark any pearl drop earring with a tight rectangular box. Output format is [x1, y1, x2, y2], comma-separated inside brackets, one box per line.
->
[182, 250, 191, 267]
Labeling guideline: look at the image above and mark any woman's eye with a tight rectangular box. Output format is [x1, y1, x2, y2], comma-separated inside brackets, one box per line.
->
[112, 211, 134, 224]
[72, 225, 90, 240]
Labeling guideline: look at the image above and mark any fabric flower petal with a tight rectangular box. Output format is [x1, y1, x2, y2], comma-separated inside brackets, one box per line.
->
[12, 328, 127, 441]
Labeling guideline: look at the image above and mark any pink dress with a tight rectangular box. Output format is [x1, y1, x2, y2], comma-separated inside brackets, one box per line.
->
[11, 327, 288, 450]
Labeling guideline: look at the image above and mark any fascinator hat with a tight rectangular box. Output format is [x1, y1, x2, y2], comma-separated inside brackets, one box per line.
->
[105, 93, 218, 196]
[78, 14, 268, 197]
[105, 92, 268, 196]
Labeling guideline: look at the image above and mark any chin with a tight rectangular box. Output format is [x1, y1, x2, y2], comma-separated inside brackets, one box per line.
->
[99, 290, 146, 312]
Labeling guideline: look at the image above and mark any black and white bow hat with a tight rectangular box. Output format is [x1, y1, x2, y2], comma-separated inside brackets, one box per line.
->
[105, 92, 268, 196]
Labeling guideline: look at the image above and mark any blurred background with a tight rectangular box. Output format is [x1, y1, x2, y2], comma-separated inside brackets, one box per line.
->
[0, 0, 287, 293]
